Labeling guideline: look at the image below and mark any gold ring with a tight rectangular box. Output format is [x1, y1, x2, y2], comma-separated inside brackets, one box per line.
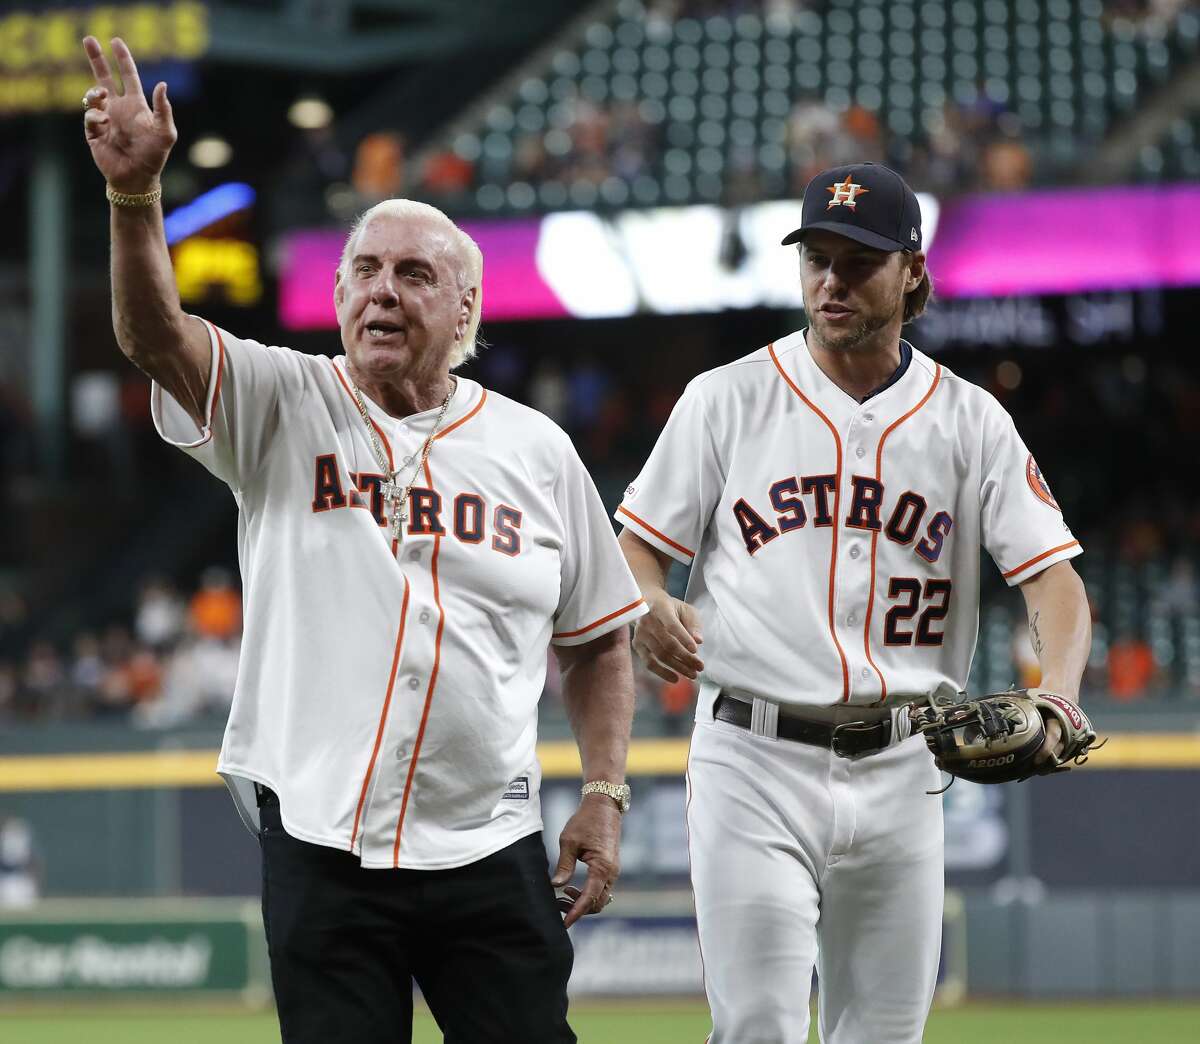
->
[605, 892, 616, 907]
[82, 95, 91, 112]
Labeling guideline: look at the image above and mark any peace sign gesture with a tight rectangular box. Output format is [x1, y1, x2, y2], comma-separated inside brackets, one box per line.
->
[81, 37, 177, 194]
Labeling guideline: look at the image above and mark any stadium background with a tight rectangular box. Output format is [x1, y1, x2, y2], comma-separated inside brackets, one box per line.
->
[2, 0, 1199, 1040]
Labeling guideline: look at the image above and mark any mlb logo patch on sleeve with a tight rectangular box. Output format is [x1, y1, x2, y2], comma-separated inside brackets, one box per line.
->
[503, 777, 530, 800]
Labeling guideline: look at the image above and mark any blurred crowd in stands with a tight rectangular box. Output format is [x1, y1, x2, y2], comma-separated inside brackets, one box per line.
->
[1104, 0, 1200, 30]
[273, 0, 1055, 225]
[1, 534, 1197, 731]
[418, 62, 1035, 214]
[3, 297, 1200, 724]
[0, 570, 241, 729]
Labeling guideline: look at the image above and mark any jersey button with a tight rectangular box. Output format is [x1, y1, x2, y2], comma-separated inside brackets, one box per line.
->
[419, 610, 432, 624]
[846, 612, 858, 626]
[861, 667, 871, 679]
[407, 676, 420, 690]
[408, 550, 421, 562]
[862, 413, 874, 423]
[849, 546, 860, 559]
[855, 446, 866, 459]
[395, 745, 408, 761]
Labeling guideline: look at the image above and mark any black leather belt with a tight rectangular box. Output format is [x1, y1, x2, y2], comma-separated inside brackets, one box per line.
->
[713, 693, 893, 757]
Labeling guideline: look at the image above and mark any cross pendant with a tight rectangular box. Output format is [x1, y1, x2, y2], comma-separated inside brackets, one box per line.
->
[381, 480, 406, 544]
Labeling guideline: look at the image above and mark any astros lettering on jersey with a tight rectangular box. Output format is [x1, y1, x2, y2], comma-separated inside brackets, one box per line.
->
[617, 328, 1080, 708]
[153, 319, 647, 869]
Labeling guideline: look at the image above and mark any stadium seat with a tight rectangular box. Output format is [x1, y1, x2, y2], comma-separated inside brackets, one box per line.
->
[449, 0, 1200, 214]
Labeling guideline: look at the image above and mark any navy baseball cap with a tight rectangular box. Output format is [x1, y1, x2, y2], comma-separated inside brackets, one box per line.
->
[781, 162, 923, 253]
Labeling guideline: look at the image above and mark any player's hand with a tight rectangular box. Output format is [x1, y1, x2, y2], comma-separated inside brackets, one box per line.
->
[81, 37, 177, 193]
[632, 590, 704, 683]
[1035, 714, 1065, 770]
[550, 793, 621, 928]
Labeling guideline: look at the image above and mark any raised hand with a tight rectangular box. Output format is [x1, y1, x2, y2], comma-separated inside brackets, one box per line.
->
[81, 36, 177, 194]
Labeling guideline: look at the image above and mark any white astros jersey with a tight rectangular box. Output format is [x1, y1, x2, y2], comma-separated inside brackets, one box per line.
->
[618, 328, 1080, 708]
[153, 319, 647, 870]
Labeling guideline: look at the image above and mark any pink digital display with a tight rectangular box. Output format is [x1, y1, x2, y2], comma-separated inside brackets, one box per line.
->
[278, 220, 568, 330]
[278, 230, 341, 330]
[925, 184, 1200, 297]
[278, 185, 1200, 328]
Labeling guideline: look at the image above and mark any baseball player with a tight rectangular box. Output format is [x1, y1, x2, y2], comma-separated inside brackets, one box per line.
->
[82, 37, 646, 1044]
[618, 163, 1092, 1043]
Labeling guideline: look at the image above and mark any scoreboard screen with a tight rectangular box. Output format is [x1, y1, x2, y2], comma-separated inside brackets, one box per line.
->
[0, 1, 207, 115]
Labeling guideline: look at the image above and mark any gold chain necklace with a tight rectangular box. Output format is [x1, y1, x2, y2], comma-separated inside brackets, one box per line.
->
[349, 376, 454, 546]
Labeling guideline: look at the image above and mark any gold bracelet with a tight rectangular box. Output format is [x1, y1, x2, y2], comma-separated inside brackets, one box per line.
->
[106, 183, 162, 208]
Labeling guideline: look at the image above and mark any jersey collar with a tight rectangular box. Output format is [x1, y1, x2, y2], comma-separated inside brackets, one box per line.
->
[861, 340, 913, 403]
[795, 329, 917, 411]
[333, 355, 483, 439]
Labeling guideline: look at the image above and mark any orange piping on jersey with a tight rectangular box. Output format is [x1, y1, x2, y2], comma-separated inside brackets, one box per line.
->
[185, 321, 227, 448]
[349, 576, 411, 852]
[433, 388, 487, 440]
[616, 505, 695, 559]
[768, 342, 850, 701]
[553, 598, 646, 640]
[1002, 540, 1080, 579]
[865, 364, 943, 703]
[207, 322, 227, 427]
[393, 459, 447, 865]
[330, 359, 395, 469]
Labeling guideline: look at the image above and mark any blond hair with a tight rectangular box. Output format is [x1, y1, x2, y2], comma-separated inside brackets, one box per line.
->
[337, 199, 484, 369]
[903, 266, 933, 325]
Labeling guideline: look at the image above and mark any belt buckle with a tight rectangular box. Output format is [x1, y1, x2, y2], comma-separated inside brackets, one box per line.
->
[831, 720, 874, 759]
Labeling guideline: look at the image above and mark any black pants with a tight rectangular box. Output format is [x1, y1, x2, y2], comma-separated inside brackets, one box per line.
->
[259, 800, 576, 1044]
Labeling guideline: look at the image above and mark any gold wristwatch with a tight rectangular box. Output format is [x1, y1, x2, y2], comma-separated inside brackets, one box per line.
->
[581, 780, 631, 814]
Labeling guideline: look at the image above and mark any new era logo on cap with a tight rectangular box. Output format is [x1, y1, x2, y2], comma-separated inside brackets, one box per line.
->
[782, 162, 923, 253]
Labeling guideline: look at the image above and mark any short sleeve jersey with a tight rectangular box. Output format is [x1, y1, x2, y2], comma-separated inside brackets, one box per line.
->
[617, 329, 1080, 708]
[153, 319, 647, 869]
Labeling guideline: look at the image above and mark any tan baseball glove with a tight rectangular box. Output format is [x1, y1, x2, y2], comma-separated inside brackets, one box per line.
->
[908, 688, 1102, 791]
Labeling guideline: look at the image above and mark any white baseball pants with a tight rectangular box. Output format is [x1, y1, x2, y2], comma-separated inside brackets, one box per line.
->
[686, 712, 944, 1044]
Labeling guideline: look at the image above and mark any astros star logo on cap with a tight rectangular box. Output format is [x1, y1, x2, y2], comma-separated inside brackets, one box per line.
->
[826, 175, 869, 210]
[781, 162, 922, 250]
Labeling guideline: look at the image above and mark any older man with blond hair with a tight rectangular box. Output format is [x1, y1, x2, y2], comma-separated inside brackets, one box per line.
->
[82, 36, 646, 1044]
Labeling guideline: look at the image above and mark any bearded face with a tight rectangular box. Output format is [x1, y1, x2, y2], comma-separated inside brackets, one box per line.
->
[799, 230, 917, 355]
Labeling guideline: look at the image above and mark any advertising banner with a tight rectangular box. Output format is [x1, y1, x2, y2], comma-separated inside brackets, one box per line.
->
[567, 898, 965, 1001]
[0, 901, 267, 998]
